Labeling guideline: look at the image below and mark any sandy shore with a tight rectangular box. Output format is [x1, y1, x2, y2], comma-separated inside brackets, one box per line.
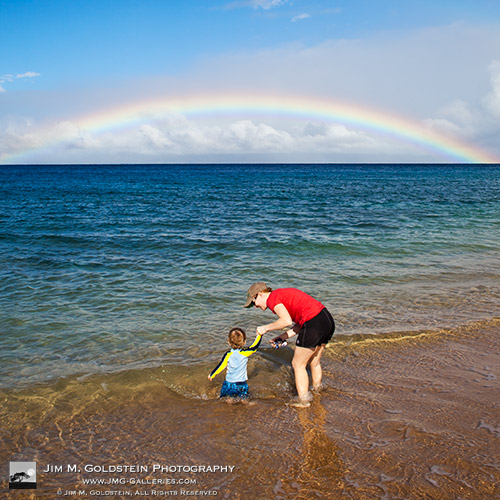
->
[2, 319, 499, 499]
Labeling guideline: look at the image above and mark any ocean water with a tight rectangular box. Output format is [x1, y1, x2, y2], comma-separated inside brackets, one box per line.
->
[2, 164, 500, 499]
[1, 163, 499, 390]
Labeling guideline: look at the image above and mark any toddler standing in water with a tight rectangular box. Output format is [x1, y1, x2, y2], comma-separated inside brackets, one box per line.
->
[208, 328, 262, 402]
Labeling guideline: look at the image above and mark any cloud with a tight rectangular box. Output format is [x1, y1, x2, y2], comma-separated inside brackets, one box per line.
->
[249, 0, 288, 9]
[0, 71, 40, 92]
[424, 99, 481, 138]
[292, 13, 310, 22]
[16, 72, 41, 79]
[0, 111, 420, 165]
[186, 22, 500, 116]
[0, 75, 13, 93]
[483, 60, 500, 118]
[224, 0, 288, 10]
[422, 59, 500, 156]
[0, 74, 14, 89]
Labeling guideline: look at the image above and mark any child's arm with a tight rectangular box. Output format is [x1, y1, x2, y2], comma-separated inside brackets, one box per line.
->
[208, 351, 231, 380]
[240, 334, 263, 358]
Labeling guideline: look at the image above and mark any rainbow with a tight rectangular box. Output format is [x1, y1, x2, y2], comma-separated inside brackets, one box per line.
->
[2, 92, 499, 163]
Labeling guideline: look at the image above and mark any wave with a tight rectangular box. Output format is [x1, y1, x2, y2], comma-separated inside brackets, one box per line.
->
[327, 316, 500, 350]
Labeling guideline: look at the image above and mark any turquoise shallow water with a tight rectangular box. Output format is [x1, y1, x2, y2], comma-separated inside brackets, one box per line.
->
[1, 164, 499, 388]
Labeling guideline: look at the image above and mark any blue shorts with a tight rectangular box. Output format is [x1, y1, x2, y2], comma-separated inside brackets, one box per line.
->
[220, 380, 249, 399]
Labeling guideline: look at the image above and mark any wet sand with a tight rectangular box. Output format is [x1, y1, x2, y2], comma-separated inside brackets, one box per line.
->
[2, 319, 499, 499]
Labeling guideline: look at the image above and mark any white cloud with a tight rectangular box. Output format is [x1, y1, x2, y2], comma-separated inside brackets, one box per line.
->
[422, 59, 500, 155]
[186, 22, 500, 118]
[224, 0, 288, 10]
[424, 100, 481, 138]
[16, 72, 41, 79]
[0, 71, 40, 92]
[0, 112, 416, 164]
[0, 74, 14, 91]
[0, 119, 42, 159]
[250, 0, 288, 9]
[292, 13, 310, 22]
[483, 60, 500, 118]
[224, 120, 294, 151]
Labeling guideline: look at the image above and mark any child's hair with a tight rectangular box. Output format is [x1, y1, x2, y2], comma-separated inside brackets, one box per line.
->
[228, 327, 246, 349]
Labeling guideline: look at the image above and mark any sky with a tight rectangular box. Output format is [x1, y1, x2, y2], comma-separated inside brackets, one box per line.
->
[1, 0, 500, 164]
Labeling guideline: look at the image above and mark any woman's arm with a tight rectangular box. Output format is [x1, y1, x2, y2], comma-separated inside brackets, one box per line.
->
[256, 303, 293, 335]
[272, 323, 301, 343]
[284, 323, 301, 338]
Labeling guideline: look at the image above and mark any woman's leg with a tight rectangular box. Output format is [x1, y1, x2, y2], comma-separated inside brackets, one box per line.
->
[292, 345, 326, 398]
[309, 344, 326, 390]
[292, 346, 316, 400]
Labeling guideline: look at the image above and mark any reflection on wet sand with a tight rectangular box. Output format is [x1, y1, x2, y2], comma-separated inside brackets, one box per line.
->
[277, 395, 347, 499]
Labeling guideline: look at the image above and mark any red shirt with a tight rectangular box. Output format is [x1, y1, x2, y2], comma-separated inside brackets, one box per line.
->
[266, 288, 324, 327]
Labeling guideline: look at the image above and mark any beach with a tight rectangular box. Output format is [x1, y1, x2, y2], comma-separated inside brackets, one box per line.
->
[2, 318, 499, 499]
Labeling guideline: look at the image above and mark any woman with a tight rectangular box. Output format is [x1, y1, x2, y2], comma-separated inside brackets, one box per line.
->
[244, 282, 335, 407]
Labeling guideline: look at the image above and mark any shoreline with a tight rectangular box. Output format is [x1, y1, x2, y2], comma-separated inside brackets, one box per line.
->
[2, 316, 499, 394]
[2, 318, 499, 498]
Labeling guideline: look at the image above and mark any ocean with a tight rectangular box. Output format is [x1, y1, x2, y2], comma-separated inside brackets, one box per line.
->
[1, 163, 499, 499]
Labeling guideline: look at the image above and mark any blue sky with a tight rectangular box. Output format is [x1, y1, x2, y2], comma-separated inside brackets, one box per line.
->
[1, 0, 500, 163]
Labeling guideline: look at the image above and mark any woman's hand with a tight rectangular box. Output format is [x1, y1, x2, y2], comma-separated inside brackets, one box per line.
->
[256, 325, 267, 335]
[270, 334, 290, 348]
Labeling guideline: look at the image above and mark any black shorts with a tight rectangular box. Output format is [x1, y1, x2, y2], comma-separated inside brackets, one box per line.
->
[296, 308, 335, 349]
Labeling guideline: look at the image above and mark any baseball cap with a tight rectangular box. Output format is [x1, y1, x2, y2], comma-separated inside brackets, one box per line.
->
[243, 282, 268, 308]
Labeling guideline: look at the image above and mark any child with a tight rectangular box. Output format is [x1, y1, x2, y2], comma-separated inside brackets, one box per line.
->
[208, 327, 262, 401]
